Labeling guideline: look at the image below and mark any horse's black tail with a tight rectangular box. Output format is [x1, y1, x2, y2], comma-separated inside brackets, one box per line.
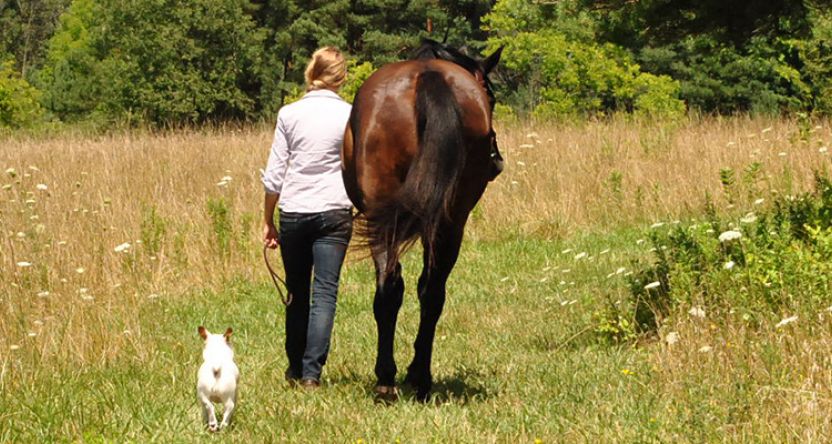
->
[365, 70, 465, 273]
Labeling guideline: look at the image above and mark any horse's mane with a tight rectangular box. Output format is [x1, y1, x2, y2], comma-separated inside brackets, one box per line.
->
[412, 38, 496, 104]
[412, 39, 482, 74]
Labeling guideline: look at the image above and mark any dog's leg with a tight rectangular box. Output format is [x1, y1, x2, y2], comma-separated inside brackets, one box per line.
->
[198, 393, 218, 432]
[219, 397, 235, 429]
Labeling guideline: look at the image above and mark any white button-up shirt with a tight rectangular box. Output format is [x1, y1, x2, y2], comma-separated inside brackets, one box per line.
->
[262, 89, 353, 213]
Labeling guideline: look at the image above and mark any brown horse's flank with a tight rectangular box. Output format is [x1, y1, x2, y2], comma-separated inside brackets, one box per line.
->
[342, 40, 502, 400]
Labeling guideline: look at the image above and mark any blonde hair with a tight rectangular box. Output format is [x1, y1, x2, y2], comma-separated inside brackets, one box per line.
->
[304, 47, 347, 92]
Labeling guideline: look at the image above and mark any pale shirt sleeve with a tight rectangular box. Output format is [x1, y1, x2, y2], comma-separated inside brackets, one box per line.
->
[262, 113, 290, 195]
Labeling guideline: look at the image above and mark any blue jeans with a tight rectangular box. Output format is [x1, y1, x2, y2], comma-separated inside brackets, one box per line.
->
[279, 209, 352, 382]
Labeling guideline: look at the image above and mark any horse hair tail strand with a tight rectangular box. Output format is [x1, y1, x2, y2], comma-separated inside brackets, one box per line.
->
[367, 70, 465, 274]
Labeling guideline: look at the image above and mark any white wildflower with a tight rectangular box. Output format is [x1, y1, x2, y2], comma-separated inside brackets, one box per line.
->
[724, 260, 736, 270]
[36, 184, 48, 191]
[820, 146, 828, 154]
[9, 345, 20, 351]
[775, 315, 798, 328]
[644, 281, 661, 290]
[740, 213, 757, 224]
[148, 293, 159, 299]
[718, 230, 742, 242]
[5, 167, 17, 177]
[778, 152, 787, 157]
[636, 239, 645, 245]
[650, 222, 665, 229]
[698, 346, 712, 353]
[599, 248, 610, 255]
[16, 261, 32, 267]
[561, 248, 573, 254]
[499, 276, 509, 282]
[616, 267, 626, 275]
[516, 161, 526, 166]
[665, 332, 679, 345]
[16, 231, 25, 238]
[526, 132, 539, 139]
[113, 242, 131, 253]
[220, 175, 232, 182]
[688, 307, 706, 318]
[27, 332, 37, 338]
[75, 267, 85, 274]
[36, 291, 49, 298]
[574, 252, 587, 260]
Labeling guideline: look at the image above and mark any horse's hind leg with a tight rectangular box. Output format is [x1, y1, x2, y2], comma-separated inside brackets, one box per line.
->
[405, 223, 464, 401]
[372, 249, 404, 402]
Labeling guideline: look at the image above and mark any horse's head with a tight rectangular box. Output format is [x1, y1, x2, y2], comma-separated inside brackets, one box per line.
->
[413, 39, 504, 180]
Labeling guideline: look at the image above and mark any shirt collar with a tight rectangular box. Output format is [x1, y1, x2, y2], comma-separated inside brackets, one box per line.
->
[303, 89, 343, 100]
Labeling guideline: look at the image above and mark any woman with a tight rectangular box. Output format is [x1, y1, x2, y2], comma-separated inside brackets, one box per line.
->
[262, 47, 353, 388]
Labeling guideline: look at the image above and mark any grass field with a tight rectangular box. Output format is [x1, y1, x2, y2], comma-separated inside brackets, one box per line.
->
[2, 117, 832, 442]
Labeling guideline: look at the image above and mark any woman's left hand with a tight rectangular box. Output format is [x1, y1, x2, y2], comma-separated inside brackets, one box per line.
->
[263, 223, 279, 249]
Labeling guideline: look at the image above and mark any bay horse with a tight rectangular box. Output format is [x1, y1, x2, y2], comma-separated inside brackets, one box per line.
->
[341, 39, 503, 401]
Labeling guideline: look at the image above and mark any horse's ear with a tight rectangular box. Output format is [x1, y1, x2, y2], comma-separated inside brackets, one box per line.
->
[198, 326, 208, 341]
[224, 327, 233, 343]
[483, 46, 503, 74]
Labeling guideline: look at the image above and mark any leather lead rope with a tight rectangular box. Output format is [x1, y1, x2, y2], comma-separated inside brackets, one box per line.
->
[263, 245, 292, 306]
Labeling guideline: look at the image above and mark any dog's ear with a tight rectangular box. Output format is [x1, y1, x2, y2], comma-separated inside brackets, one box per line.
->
[224, 327, 233, 343]
[198, 326, 208, 340]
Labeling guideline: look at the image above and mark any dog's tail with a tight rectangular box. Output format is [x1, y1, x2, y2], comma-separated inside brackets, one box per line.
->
[212, 365, 221, 379]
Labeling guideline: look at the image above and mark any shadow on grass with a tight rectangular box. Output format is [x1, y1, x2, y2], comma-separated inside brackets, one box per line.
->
[350, 370, 494, 406]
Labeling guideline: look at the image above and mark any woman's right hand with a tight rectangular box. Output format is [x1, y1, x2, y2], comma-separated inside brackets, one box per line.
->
[263, 223, 279, 249]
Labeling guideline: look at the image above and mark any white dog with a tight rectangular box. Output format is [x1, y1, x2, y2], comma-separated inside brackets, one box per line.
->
[197, 326, 239, 432]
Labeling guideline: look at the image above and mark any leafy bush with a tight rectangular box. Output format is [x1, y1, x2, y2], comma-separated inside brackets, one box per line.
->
[0, 60, 45, 128]
[600, 173, 832, 341]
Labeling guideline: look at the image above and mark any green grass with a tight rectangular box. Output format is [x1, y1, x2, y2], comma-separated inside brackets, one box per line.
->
[2, 227, 669, 442]
[2, 224, 825, 442]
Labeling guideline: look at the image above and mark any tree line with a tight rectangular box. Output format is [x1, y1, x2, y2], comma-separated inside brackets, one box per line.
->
[2, 0, 832, 129]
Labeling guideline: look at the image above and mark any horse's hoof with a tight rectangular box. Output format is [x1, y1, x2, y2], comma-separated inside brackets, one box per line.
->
[415, 388, 431, 403]
[374, 385, 398, 404]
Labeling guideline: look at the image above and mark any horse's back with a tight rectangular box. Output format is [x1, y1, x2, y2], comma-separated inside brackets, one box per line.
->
[343, 59, 491, 210]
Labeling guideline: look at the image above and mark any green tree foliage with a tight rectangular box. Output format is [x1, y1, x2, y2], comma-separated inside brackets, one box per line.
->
[0, 0, 70, 77]
[3, 0, 832, 126]
[485, 0, 684, 119]
[39, 0, 263, 125]
[249, 0, 492, 116]
[586, 0, 832, 114]
[0, 60, 44, 128]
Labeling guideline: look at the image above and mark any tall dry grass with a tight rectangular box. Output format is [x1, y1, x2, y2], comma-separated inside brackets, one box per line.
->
[475, 116, 831, 239]
[1, 117, 830, 379]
